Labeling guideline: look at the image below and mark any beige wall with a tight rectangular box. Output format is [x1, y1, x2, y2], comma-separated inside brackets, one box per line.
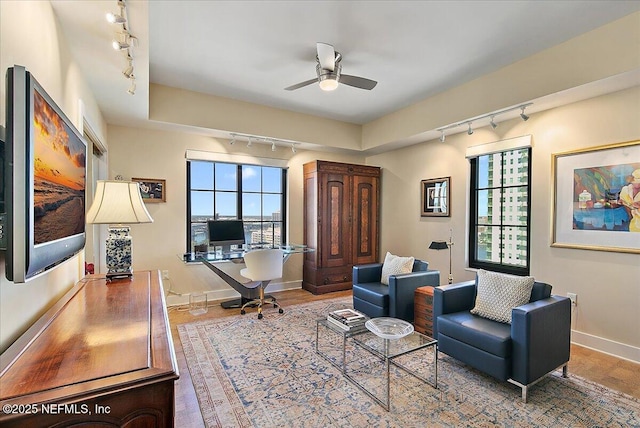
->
[106, 125, 365, 303]
[367, 86, 640, 361]
[0, 1, 106, 352]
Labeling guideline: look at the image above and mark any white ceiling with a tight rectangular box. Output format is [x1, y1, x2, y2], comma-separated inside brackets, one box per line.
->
[51, 0, 640, 149]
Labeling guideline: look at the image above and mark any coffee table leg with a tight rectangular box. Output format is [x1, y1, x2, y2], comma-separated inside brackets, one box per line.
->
[385, 338, 390, 411]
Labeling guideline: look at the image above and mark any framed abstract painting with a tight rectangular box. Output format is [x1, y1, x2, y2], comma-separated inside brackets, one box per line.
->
[421, 177, 450, 217]
[551, 140, 640, 254]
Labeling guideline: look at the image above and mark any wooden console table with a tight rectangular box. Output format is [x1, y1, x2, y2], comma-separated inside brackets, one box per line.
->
[414, 285, 435, 337]
[0, 270, 179, 427]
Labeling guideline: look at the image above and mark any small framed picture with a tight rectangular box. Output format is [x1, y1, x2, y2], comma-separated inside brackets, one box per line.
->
[132, 178, 166, 203]
[421, 177, 450, 217]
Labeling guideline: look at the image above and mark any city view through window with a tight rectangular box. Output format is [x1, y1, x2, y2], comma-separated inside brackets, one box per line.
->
[472, 148, 530, 274]
[188, 161, 285, 252]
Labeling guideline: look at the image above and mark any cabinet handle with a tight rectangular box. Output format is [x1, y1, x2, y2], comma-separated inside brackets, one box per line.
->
[324, 278, 329, 284]
[343, 275, 348, 281]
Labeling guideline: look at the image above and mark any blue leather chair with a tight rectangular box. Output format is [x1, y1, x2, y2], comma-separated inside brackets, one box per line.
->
[352, 260, 440, 322]
[433, 278, 571, 402]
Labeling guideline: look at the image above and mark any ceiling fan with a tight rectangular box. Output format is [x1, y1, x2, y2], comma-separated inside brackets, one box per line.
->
[285, 42, 377, 92]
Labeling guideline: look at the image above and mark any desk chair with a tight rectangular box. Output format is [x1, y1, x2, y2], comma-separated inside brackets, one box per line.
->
[239, 249, 284, 319]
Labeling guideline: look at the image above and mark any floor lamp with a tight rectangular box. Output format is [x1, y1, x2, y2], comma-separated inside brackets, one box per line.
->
[429, 230, 454, 284]
[86, 180, 154, 280]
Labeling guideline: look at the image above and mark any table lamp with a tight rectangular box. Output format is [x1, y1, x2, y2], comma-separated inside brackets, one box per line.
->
[428, 229, 454, 284]
[86, 180, 153, 280]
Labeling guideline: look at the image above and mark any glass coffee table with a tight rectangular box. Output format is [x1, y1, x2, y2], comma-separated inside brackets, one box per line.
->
[347, 317, 438, 411]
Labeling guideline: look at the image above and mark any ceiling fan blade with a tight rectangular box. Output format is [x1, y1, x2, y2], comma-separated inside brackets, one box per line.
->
[316, 42, 335, 71]
[284, 78, 318, 91]
[340, 74, 378, 90]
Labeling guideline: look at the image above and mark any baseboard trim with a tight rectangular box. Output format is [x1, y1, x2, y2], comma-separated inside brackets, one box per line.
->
[571, 330, 640, 364]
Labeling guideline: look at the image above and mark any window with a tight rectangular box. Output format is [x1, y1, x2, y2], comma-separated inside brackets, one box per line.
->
[469, 147, 531, 275]
[187, 160, 287, 252]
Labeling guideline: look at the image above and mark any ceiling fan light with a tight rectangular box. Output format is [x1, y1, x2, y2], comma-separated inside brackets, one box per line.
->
[319, 78, 339, 91]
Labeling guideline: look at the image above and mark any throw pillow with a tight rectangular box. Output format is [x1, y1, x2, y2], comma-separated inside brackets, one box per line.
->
[380, 252, 415, 285]
[470, 269, 535, 324]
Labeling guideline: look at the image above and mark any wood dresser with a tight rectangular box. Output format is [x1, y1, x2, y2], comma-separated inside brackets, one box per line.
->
[414, 285, 435, 338]
[0, 270, 179, 427]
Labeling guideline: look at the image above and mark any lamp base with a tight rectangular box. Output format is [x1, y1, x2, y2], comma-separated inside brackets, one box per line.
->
[106, 226, 134, 281]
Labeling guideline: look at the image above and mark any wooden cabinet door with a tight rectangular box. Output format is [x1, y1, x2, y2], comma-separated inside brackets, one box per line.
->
[319, 172, 351, 268]
[352, 174, 379, 265]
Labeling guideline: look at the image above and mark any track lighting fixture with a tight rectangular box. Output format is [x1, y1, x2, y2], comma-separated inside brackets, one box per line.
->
[228, 132, 301, 152]
[435, 103, 533, 140]
[108, 1, 138, 95]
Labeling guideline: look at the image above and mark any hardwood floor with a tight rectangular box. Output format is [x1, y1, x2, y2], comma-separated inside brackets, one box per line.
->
[168, 289, 639, 427]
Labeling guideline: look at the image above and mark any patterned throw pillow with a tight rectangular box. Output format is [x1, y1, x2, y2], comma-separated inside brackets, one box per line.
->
[380, 252, 415, 285]
[470, 269, 535, 324]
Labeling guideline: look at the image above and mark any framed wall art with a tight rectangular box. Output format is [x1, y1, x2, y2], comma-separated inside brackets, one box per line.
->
[132, 177, 166, 203]
[421, 177, 450, 217]
[551, 140, 640, 254]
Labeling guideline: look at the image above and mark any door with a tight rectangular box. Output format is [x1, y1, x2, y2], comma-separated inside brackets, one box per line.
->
[352, 174, 379, 265]
[319, 172, 351, 268]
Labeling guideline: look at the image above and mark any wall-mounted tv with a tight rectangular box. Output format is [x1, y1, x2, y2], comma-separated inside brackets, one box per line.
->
[4, 65, 87, 282]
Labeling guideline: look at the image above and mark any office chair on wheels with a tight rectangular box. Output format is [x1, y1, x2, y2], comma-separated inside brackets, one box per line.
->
[239, 248, 284, 319]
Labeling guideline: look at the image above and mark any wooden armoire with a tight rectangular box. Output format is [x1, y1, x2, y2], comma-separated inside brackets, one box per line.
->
[303, 160, 381, 294]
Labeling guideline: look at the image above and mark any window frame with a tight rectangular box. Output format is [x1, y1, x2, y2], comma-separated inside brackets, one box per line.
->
[468, 147, 532, 276]
[186, 160, 288, 252]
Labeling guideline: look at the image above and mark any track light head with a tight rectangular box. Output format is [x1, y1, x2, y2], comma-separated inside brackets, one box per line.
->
[271, 141, 276, 152]
[439, 131, 446, 143]
[106, 12, 126, 24]
[112, 39, 129, 50]
[246, 137, 252, 147]
[127, 77, 136, 95]
[467, 123, 473, 135]
[230, 137, 236, 145]
[520, 106, 529, 121]
[490, 116, 497, 129]
[291, 143, 297, 153]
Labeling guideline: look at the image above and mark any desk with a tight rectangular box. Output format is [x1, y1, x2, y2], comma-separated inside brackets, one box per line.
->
[183, 245, 313, 309]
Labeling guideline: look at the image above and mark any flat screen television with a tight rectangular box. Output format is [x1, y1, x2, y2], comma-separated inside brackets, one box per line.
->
[4, 65, 87, 282]
[208, 219, 245, 252]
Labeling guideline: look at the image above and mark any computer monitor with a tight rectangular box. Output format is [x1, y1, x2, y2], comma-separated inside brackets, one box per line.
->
[207, 219, 245, 253]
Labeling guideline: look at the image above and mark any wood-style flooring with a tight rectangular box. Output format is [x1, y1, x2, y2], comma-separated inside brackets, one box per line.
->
[167, 289, 640, 428]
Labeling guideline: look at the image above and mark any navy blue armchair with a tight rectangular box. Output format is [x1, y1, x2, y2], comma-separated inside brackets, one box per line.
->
[353, 260, 440, 322]
[433, 279, 571, 402]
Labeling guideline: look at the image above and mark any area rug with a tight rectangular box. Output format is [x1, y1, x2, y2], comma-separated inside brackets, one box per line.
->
[177, 297, 640, 427]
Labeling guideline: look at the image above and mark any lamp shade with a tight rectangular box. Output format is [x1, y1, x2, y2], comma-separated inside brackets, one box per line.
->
[86, 180, 153, 224]
[429, 241, 448, 250]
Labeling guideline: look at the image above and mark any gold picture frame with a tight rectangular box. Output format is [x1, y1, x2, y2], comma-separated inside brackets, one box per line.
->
[132, 178, 166, 203]
[421, 177, 450, 217]
[551, 140, 640, 254]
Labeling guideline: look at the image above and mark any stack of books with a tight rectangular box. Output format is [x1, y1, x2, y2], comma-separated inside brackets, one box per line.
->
[327, 308, 367, 331]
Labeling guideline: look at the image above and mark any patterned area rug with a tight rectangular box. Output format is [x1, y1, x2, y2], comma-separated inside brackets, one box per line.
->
[177, 297, 640, 427]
